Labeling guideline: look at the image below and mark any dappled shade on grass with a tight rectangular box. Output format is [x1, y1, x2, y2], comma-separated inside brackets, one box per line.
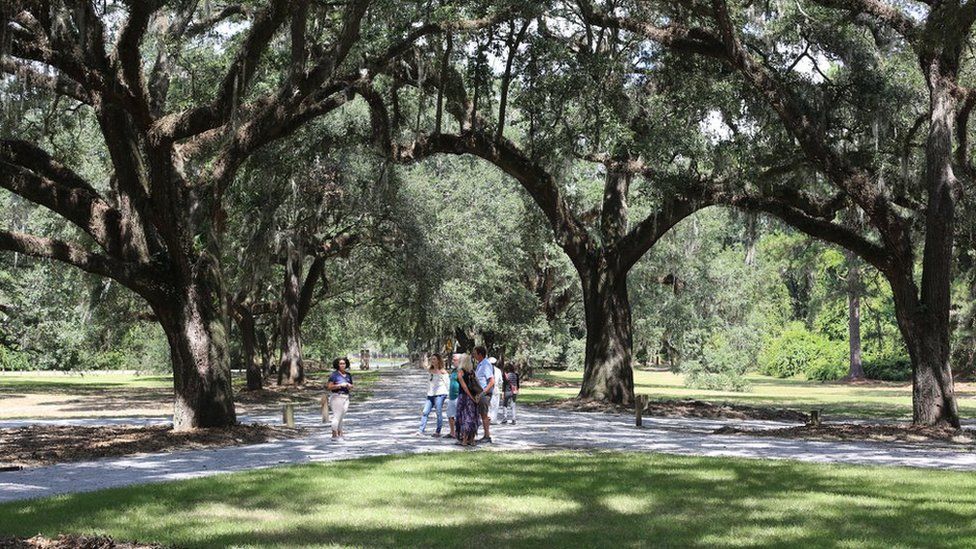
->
[520, 369, 976, 420]
[2, 451, 975, 547]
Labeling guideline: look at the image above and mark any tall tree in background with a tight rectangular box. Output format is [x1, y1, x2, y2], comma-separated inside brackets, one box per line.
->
[363, 13, 736, 405]
[0, 0, 488, 428]
[585, 0, 975, 426]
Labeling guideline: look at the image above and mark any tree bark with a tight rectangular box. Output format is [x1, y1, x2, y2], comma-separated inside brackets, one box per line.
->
[902, 53, 962, 428]
[258, 327, 272, 377]
[846, 251, 864, 379]
[889, 271, 960, 427]
[235, 305, 262, 390]
[277, 241, 304, 385]
[152, 268, 237, 430]
[578, 259, 635, 405]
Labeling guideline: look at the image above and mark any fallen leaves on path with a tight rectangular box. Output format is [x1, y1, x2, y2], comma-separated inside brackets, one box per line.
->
[715, 423, 976, 446]
[0, 423, 312, 468]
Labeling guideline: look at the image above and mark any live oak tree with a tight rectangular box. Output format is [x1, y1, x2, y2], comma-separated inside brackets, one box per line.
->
[0, 0, 495, 428]
[360, 12, 740, 405]
[585, 0, 976, 426]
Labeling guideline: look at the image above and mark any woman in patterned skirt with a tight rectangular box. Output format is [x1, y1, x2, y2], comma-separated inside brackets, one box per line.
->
[455, 353, 482, 446]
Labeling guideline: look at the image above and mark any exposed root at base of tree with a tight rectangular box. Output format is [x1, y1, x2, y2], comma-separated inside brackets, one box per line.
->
[715, 423, 976, 445]
[0, 535, 161, 549]
[0, 423, 312, 468]
[532, 398, 810, 422]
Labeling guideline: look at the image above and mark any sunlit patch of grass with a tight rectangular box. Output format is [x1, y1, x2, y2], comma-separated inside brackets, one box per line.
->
[0, 373, 173, 392]
[2, 451, 975, 547]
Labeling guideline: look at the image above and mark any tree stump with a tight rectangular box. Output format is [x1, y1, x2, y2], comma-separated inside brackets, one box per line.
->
[282, 403, 295, 428]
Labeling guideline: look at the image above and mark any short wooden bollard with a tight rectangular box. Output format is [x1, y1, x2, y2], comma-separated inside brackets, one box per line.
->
[635, 395, 648, 427]
[282, 403, 295, 427]
[808, 409, 822, 427]
[320, 395, 330, 423]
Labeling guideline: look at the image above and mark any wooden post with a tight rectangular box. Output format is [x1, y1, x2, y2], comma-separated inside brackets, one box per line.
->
[282, 403, 295, 427]
[808, 409, 822, 427]
[320, 395, 330, 423]
[635, 395, 648, 427]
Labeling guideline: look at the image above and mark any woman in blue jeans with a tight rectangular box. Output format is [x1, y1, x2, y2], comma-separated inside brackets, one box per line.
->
[418, 353, 449, 436]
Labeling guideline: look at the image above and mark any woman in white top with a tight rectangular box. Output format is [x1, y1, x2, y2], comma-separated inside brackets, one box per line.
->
[418, 353, 450, 436]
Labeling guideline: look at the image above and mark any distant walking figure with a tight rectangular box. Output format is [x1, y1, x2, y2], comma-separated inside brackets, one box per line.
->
[501, 364, 520, 424]
[455, 354, 482, 446]
[418, 353, 449, 436]
[328, 357, 354, 441]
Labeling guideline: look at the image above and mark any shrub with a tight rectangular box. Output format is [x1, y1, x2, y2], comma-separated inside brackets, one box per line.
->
[862, 354, 912, 381]
[0, 345, 31, 371]
[804, 348, 850, 381]
[682, 330, 750, 392]
[759, 323, 846, 380]
[561, 338, 587, 371]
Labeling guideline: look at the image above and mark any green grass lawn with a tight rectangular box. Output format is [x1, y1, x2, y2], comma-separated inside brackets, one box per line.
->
[2, 451, 975, 547]
[520, 369, 976, 420]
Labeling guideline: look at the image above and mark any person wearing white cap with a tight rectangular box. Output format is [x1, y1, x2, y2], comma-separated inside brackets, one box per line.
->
[489, 357, 503, 424]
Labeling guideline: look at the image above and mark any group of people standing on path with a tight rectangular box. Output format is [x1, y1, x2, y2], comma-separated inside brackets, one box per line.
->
[418, 346, 520, 447]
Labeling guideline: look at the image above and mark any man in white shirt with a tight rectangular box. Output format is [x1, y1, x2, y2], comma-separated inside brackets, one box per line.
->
[473, 345, 495, 443]
[489, 357, 503, 424]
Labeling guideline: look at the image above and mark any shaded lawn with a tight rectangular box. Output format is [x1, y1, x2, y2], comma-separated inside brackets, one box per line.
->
[521, 369, 976, 420]
[2, 451, 975, 548]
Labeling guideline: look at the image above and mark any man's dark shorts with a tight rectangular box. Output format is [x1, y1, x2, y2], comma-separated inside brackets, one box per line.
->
[478, 392, 492, 414]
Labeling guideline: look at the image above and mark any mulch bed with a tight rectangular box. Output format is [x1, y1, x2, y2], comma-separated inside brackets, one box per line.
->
[532, 397, 810, 422]
[0, 535, 161, 548]
[521, 378, 578, 389]
[715, 423, 976, 445]
[0, 423, 312, 468]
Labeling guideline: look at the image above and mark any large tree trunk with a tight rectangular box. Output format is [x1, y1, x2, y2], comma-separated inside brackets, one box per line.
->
[152, 268, 237, 431]
[578, 261, 635, 405]
[236, 305, 262, 390]
[277, 242, 304, 385]
[846, 251, 865, 379]
[893, 53, 962, 428]
[257, 327, 272, 378]
[890, 273, 960, 428]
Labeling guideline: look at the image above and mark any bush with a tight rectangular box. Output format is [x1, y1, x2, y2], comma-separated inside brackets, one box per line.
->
[0, 345, 31, 371]
[682, 330, 750, 392]
[759, 323, 846, 380]
[863, 355, 912, 381]
[561, 338, 587, 371]
[804, 350, 849, 381]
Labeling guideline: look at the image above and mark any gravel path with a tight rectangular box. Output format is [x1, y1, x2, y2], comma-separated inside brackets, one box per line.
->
[3, 367, 976, 503]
